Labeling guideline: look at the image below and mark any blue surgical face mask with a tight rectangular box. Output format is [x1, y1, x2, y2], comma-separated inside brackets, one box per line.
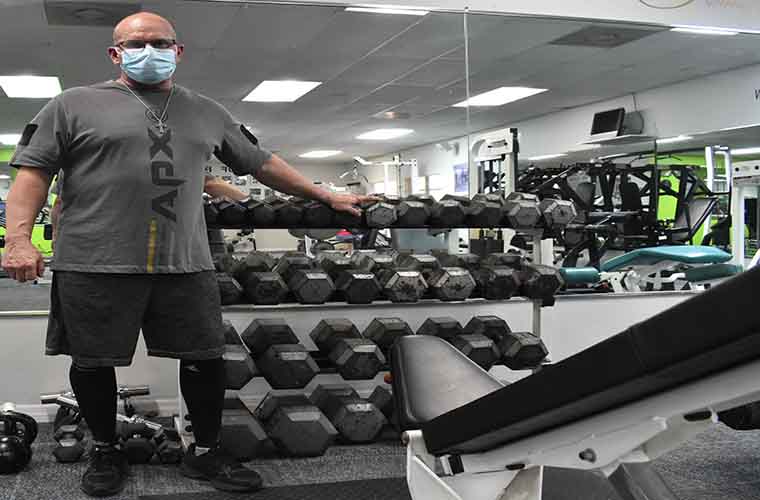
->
[119, 45, 176, 85]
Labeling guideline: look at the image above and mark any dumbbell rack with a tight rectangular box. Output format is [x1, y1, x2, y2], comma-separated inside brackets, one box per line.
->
[173, 227, 551, 448]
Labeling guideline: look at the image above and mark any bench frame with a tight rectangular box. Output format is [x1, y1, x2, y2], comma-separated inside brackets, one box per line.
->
[403, 358, 760, 500]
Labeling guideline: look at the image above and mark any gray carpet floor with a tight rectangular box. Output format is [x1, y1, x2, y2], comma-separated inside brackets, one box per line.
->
[1, 423, 760, 500]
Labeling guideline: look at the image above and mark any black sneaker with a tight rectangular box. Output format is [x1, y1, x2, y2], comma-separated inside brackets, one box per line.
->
[81, 444, 130, 497]
[181, 444, 263, 493]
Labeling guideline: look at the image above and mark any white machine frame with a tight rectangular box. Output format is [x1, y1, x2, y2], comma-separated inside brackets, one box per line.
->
[403, 357, 760, 500]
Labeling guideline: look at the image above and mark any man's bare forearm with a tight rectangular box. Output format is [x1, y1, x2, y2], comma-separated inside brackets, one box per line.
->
[254, 155, 333, 204]
[203, 176, 248, 201]
[5, 168, 52, 242]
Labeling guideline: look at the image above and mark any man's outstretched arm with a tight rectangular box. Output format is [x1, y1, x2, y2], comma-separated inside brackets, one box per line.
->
[255, 155, 376, 217]
[1, 167, 52, 281]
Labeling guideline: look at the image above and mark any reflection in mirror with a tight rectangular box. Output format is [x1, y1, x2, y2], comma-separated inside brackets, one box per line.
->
[460, 13, 760, 266]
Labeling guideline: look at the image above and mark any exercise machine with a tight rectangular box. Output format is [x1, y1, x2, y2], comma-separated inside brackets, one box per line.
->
[393, 266, 760, 500]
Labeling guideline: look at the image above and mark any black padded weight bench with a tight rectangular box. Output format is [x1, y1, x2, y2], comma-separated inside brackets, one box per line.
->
[392, 265, 760, 500]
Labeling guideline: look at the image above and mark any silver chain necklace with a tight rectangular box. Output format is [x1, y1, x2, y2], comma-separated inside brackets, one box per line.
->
[119, 80, 175, 136]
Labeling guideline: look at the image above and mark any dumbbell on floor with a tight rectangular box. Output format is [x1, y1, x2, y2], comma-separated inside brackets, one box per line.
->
[310, 319, 386, 380]
[117, 421, 156, 464]
[241, 319, 319, 390]
[253, 391, 337, 457]
[52, 422, 87, 463]
[310, 385, 386, 443]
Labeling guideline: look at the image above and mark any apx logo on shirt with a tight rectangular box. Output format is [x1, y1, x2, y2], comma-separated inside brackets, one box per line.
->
[148, 125, 185, 222]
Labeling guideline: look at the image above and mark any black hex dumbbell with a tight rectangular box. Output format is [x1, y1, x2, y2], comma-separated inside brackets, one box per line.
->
[539, 198, 577, 230]
[310, 384, 387, 443]
[219, 402, 272, 461]
[222, 340, 258, 391]
[204, 197, 220, 225]
[363, 199, 398, 228]
[241, 318, 319, 389]
[236, 252, 288, 305]
[274, 253, 335, 304]
[241, 197, 276, 226]
[469, 193, 505, 227]
[215, 197, 247, 226]
[216, 272, 245, 305]
[463, 316, 548, 370]
[504, 192, 542, 230]
[52, 422, 87, 463]
[254, 391, 338, 457]
[417, 317, 500, 370]
[310, 319, 386, 380]
[117, 422, 156, 464]
[294, 199, 335, 228]
[362, 317, 414, 357]
[397, 254, 475, 301]
[394, 198, 431, 227]
[265, 195, 304, 227]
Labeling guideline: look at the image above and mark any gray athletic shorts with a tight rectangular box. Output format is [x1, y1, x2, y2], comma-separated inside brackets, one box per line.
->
[46, 271, 225, 367]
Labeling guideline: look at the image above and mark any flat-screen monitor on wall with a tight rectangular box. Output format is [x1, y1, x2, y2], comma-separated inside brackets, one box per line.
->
[590, 108, 626, 139]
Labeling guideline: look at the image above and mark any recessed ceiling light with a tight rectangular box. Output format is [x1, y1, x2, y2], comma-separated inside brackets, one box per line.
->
[0, 133, 21, 145]
[527, 153, 567, 161]
[299, 150, 343, 159]
[570, 144, 602, 152]
[453, 87, 548, 108]
[658, 135, 693, 144]
[345, 5, 428, 15]
[357, 129, 414, 141]
[671, 26, 738, 36]
[731, 147, 760, 156]
[243, 81, 322, 103]
[0, 76, 62, 98]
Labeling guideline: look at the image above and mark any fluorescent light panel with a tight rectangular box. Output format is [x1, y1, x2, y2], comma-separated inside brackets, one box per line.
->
[0, 76, 62, 98]
[299, 150, 342, 159]
[0, 175, 10, 180]
[346, 4, 428, 15]
[671, 25, 738, 36]
[243, 80, 322, 102]
[357, 129, 414, 141]
[732, 147, 760, 156]
[0, 133, 21, 145]
[528, 153, 567, 161]
[658, 135, 693, 144]
[454, 87, 547, 108]
[354, 156, 372, 165]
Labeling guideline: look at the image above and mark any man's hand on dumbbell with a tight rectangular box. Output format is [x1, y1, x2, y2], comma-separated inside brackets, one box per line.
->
[326, 192, 380, 217]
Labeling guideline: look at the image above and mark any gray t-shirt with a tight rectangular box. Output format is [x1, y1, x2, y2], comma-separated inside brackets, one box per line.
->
[10, 81, 271, 273]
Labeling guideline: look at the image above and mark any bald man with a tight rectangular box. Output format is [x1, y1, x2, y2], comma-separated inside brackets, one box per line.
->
[1, 12, 371, 497]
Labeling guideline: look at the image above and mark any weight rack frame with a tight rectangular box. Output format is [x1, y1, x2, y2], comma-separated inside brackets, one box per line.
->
[173, 227, 550, 448]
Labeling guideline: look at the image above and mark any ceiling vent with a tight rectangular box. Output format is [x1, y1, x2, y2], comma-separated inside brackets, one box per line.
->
[44, 1, 142, 27]
[550, 25, 660, 48]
